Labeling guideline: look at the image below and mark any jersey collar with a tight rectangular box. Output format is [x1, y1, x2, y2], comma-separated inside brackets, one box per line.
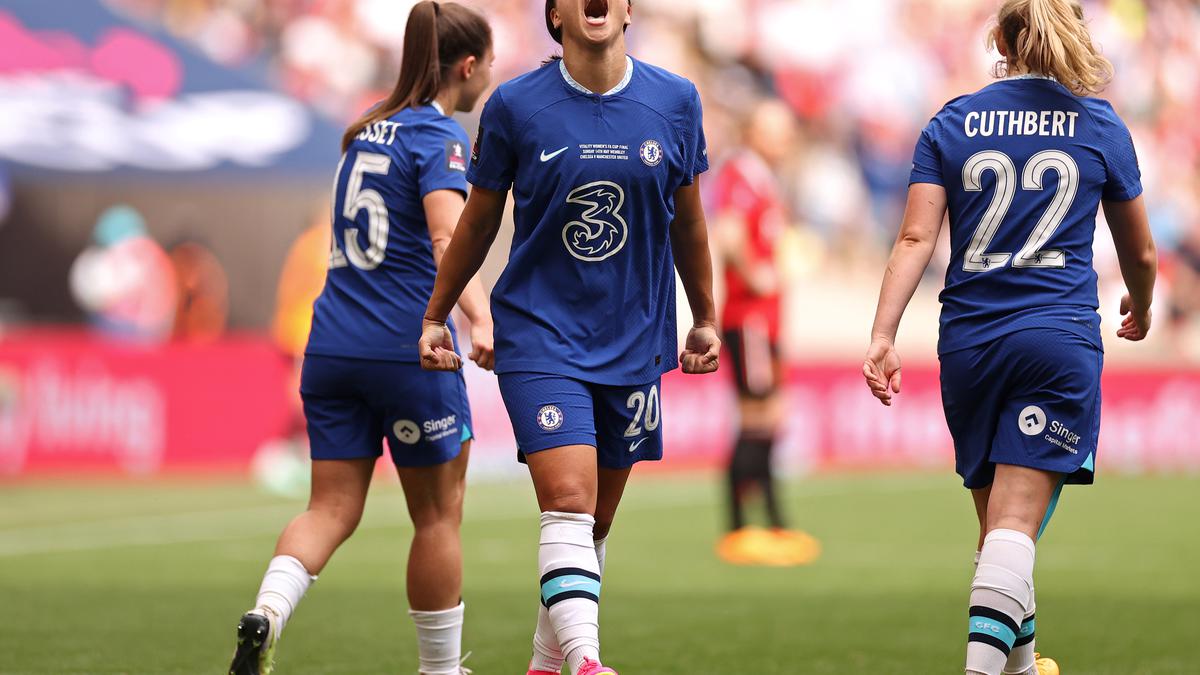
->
[559, 56, 634, 97]
[1004, 73, 1059, 84]
[430, 100, 446, 116]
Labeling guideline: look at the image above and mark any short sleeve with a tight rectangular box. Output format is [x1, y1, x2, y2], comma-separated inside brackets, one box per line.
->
[465, 90, 518, 192]
[415, 122, 470, 199]
[909, 122, 943, 186]
[680, 85, 709, 187]
[1096, 107, 1143, 202]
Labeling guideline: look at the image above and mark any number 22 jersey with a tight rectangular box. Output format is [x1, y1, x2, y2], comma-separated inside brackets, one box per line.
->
[468, 57, 708, 385]
[910, 76, 1142, 355]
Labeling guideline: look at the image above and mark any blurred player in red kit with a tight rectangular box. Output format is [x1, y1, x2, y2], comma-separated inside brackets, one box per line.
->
[711, 100, 820, 566]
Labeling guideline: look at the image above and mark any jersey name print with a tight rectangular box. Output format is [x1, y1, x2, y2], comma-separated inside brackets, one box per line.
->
[909, 77, 1141, 355]
[306, 104, 471, 362]
[468, 57, 708, 385]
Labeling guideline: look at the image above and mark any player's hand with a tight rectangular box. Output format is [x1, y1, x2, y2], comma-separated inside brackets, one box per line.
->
[419, 319, 462, 371]
[681, 323, 720, 374]
[468, 320, 495, 371]
[1117, 293, 1152, 341]
[863, 337, 902, 407]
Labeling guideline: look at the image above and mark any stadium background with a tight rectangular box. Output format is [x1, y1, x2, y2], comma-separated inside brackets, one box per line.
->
[0, 1, 1198, 673]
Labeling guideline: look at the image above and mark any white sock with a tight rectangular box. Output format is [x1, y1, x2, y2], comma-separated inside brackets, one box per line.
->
[1004, 589, 1036, 675]
[974, 549, 1038, 675]
[594, 535, 608, 575]
[529, 533, 608, 673]
[253, 555, 316, 636]
[409, 602, 465, 675]
[539, 511, 601, 675]
[966, 529, 1035, 675]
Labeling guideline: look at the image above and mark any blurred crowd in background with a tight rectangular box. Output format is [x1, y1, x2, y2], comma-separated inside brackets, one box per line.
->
[83, 0, 1200, 360]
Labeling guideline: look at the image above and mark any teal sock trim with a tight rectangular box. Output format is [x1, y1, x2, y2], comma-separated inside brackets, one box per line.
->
[540, 574, 601, 605]
[1036, 478, 1066, 540]
[969, 616, 1017, 649]
[1017, 616, 1035, 639]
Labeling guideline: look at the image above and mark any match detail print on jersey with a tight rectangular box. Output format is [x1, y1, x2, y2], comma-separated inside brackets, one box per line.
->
[562, 181, 628, 262]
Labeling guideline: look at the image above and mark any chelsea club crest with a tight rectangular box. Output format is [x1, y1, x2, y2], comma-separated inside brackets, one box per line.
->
[537, 405, 564, 431]
[639, 139, 663, 167]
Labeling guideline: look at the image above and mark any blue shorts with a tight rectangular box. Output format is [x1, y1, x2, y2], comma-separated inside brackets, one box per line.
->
[300, 355, 473, 467]
[497, 372, 663, 470]
[940, 328, 1102, 490]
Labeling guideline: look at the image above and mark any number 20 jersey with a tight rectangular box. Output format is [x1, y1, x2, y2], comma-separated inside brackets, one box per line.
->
[910, 77, 1142, 355]
[467, 57, 708, 385]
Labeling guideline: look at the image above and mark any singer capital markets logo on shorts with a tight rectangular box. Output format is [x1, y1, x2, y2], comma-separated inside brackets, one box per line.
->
[393, 419, 422, 445]
[1018, 405, 1081, 455]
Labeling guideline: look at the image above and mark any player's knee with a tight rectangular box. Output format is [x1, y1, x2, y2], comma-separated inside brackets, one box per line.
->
[987, 512, 1041, 541]
[309, 498, 365, 537]
[409, 496, 464, 531]
[539, 484, 595, 516]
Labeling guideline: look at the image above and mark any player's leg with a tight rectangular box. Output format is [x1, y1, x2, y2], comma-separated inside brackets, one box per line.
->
[498, 373, 608, 675]
[231, 459, 374, 675]
[964, 329, 1102, 675]
[388, 366, 475, 675]
[526, 466, 624, 675]
[721, 327, 757, 534]
[967, 465, 1058, 675]
[397, 445, 471, 675]
[527, 445, 604, 675]
[973, 482, 1044, 675]
[230, 355, 380, 675]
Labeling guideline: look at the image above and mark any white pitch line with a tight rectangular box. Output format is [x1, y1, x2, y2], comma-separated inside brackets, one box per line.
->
[0, 477, 949, 558]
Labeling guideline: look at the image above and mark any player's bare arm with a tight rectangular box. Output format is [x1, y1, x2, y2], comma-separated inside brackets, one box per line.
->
[670, 178, 720, 375]
[1102, 195, 1157, 341]
[420, 186, 507, 371]
[425, 188, 495, 370]
[863, 182, 946, 406]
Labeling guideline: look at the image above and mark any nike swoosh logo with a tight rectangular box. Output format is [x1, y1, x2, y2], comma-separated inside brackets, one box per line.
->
[540, 146, 569, 162]
[558, 580, 592, 588]
[629, 438, 648, 453]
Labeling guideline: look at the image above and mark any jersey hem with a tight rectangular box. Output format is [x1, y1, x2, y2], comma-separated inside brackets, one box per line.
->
[937, 320, 1103, 356]
[494, 360, 678, 387]
[304, 347, 425, 364]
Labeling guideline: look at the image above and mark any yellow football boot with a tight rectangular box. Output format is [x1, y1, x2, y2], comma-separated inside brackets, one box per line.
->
[1034, 653, 1060, 675]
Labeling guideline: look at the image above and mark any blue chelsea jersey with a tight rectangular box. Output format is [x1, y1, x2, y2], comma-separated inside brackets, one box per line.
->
[910, 77, 1142, 355]
[467, 57, 709, 385]
[306, 104, 470, 362]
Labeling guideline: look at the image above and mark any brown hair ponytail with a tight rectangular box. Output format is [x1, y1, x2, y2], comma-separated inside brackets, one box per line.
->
[342, 1, 491, 151]
[989, 0, 1113, 96]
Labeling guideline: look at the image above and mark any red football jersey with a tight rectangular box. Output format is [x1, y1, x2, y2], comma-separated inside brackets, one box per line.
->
[711, 151, 786, 338]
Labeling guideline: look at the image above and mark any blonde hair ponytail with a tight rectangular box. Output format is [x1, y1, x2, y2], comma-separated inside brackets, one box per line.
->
[988, 0, 1113, 96]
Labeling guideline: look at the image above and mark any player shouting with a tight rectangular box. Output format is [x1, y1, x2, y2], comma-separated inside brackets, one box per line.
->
[419, 1, 720, 673]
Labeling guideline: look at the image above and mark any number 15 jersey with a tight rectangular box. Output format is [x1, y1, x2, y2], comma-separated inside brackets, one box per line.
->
[910, 76, 1142, 355]
[468, 57, 708, 385]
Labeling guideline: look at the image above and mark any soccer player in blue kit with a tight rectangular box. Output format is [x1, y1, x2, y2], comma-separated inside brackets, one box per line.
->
[419, 1, 720, 673]
[228, 4, 494, 674]
[862, 1, 1157, 673]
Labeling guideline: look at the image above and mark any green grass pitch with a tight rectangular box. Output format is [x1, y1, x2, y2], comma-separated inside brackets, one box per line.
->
[0, 472, 1196, 674]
